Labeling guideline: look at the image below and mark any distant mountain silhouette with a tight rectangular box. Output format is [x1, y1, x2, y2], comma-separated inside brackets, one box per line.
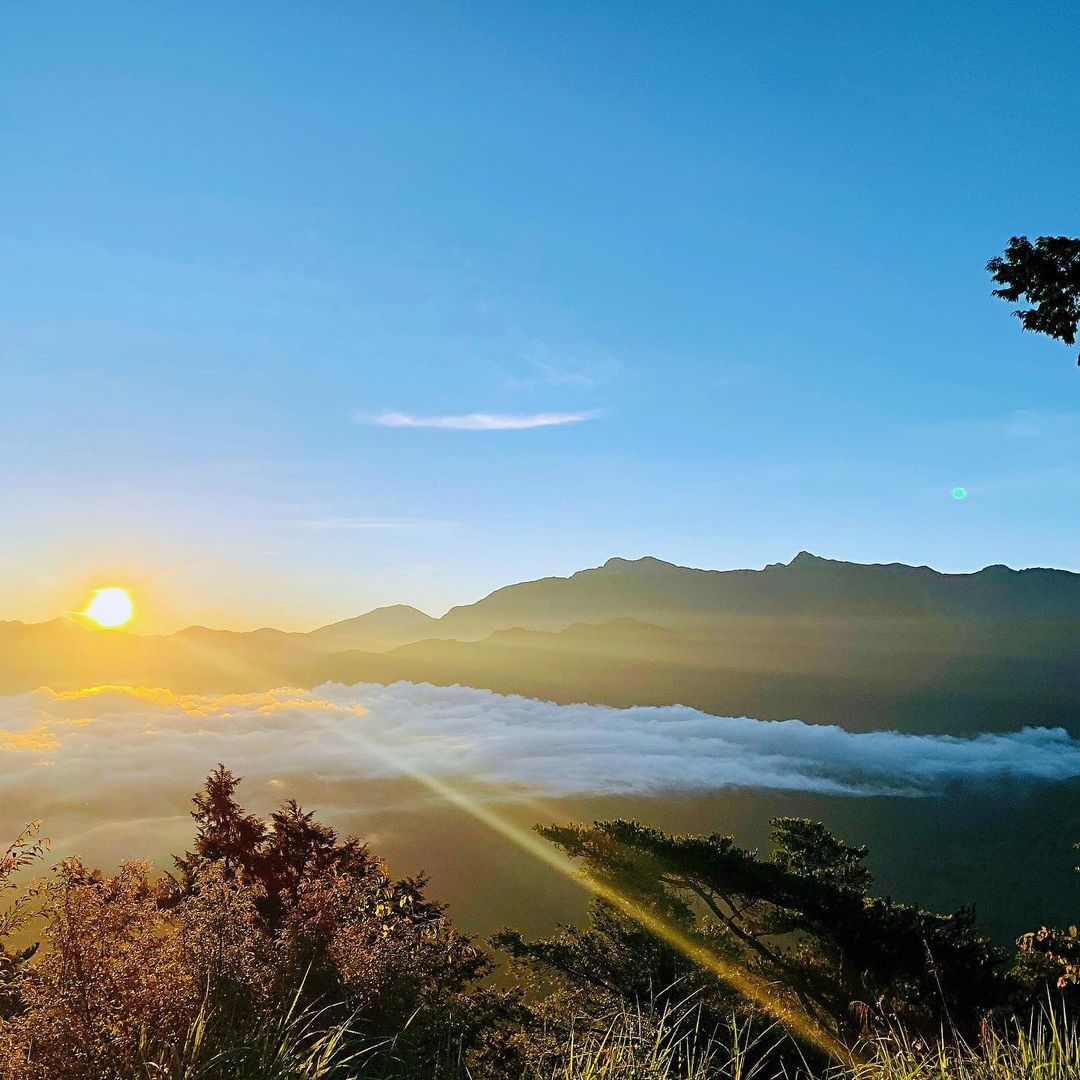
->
[432, 552, 1080, 637]
[2, 553, 1079, 734]
[305, 605, 436, 652]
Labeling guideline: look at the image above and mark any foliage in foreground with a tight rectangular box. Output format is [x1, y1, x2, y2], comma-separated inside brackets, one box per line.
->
[2, 767, 1079, 1078]
[498, 818, 1013, 1051]
[532, 1002, 1080, 1080]
[987, 234, 1080, 363]
[59, 997, 1080, 1079]
[0, 767, 513, 1078]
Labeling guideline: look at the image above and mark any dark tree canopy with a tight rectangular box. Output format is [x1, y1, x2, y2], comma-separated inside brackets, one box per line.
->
[5, 777, 1079, 1076]
[504, 817, 1013, 1047]
[987, 235, 1080, 363]
[0, 767, 510, 1078]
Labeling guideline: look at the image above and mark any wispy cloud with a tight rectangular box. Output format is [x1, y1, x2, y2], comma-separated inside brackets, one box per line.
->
[495, 352, 620, 391]
[267, 517, 457, 531]
[356, 410, 601, 430]
[933, 409, 1080, 441]
[523, 360, 602, 388]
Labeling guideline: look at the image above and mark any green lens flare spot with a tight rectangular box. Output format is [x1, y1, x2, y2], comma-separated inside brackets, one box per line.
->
[951, 487, 967, 501]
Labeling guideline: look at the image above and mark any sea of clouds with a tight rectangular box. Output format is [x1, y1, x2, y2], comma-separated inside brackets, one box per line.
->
[2, 680, 1080, 804]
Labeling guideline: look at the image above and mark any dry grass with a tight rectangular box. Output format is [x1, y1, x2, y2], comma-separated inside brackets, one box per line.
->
[533, 1002, 1080, 1080]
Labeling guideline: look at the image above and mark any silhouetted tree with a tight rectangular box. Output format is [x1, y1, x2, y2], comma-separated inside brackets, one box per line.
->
[987, 235, 1080, 363]
[174, 764, 266, 884]
[1, 769, 517, 1078]
[504, 817, 1013, 1047]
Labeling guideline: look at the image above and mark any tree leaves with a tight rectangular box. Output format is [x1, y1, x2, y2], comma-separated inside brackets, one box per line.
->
[988, 235, 1080, 362]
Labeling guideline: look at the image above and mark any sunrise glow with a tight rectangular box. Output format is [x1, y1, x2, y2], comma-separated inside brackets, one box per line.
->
[83, 587, 135, 629]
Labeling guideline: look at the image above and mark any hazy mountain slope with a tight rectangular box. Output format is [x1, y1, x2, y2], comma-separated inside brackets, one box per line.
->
[304, 605, 436, 652]
[433, 552, 1080, 638]
[481, 618, 699, 659]
[0, 605, 436, 693]
[3, 554, 1079, 736]
[0, 619, 319, 694]
[382, 615, 1080, 735]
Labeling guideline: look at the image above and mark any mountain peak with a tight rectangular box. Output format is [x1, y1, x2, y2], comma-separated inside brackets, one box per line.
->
[788, 551, 829, 566]
[600, 556, 677, 573]
[304, 603, 436, 652]
[315, 604, 434, 630]
[762, 551, 834, 572]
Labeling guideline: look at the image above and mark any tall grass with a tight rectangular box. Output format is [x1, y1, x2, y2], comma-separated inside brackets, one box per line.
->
[533, 1002, 1080, 1080]
[533, 999, 792, 1080]
[847, 1007, 1080, 1080]
[138, 992, 377, 1079]
[129, 998, 1080, 1079]
[136, 993, 478, 1079]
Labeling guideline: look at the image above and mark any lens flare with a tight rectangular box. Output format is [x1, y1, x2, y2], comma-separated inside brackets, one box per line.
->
[952, 486, 967, 500]
[336, 717, 858, 1065]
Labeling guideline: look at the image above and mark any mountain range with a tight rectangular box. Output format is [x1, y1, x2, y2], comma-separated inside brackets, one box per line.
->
[4, 552, 1078, 734]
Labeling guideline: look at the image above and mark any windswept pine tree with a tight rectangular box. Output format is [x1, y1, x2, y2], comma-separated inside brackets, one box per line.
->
[500, 817, 1013, 1048]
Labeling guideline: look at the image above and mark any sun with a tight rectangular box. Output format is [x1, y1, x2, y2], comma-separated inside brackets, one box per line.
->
[84, 587, 135, 629]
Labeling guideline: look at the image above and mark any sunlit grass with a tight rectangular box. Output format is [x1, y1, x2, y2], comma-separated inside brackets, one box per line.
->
[526, 1002, 1080, 1080]
[536, 1002, 788, 1080]
[846, 1007, 1080, 1080]
[19, 982, 1080, 1079]
[138, 995, 376, 1079]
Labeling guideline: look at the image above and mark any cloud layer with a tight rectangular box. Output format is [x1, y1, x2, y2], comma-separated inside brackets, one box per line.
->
[3, 681, 1079, 810]
[356, 410, 600, 430]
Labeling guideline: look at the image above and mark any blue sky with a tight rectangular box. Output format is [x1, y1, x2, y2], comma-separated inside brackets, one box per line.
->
[2, 2, 1079, 630]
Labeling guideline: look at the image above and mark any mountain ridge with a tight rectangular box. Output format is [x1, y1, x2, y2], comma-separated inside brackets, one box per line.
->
[430, 551, 1080, 639]
[5, 552, 1080, 642]
[5, 552, 1080, 640]
[3, 552, 1080, 732]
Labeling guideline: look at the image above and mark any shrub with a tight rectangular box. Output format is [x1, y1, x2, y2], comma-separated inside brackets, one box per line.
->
[0, 768, 517, 1079]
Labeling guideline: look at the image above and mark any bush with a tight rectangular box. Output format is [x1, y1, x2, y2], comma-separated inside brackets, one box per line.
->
[3, 771, 1079, 1078]
[0, 767, 517, 1079]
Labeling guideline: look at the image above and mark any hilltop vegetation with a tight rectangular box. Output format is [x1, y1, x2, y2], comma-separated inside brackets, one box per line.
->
[2, 768, 1077, 1078]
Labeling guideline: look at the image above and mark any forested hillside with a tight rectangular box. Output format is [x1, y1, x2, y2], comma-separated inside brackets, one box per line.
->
[3, 768, 1077, 1078]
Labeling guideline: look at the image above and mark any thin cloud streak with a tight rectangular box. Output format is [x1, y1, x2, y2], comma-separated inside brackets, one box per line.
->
[493, 351, 620, 391]
[266, 517, 459, 531]
[356, 410, 601, 430]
